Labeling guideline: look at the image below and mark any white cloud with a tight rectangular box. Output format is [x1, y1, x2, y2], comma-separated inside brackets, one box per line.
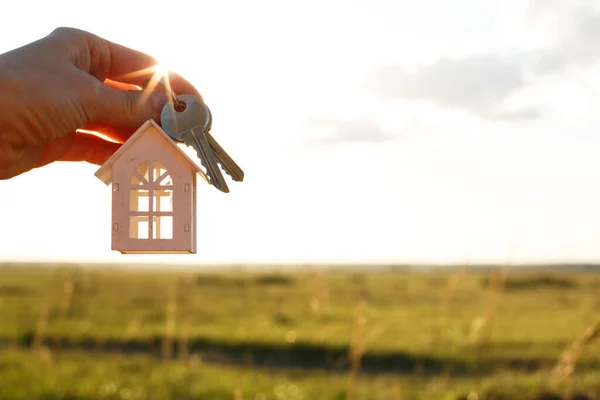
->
[368, 0, 600, 122]
[307, 118, 394, 144]
[371, 55, 530, 120]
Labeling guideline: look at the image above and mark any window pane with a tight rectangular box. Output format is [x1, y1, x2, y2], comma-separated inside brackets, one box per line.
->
[136, 161, 150, 182]
[130, 174, 142, 185]
[153, 189, 173, 212]
[129, 216, 149, 239]
[158, 174, 173, 186]
[153, 161, 166, 182]
[153, 161, 173, 186]
[152, 216, 173, 239]
[130, 189, 150, 212]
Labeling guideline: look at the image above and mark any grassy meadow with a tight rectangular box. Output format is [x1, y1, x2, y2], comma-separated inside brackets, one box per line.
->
[1, 263, 600, 399]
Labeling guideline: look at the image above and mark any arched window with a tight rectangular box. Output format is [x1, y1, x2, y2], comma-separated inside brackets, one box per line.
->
[129, 161, 174, 240]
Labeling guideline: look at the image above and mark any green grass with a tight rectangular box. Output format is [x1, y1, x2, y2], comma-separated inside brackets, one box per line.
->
[1, 263, 600, 399]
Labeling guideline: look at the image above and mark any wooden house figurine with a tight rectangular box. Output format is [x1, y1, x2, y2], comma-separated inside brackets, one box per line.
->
[95, 120, 207, 254]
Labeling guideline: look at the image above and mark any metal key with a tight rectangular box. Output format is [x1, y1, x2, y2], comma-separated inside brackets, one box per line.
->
[150, 75, 246, 184]
[206, 133, 244, 182]
[195, 103, 244, 182]
[161, 94, 230, 193]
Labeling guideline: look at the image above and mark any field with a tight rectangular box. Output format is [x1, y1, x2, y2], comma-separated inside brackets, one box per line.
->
[1, 263, 600, 399]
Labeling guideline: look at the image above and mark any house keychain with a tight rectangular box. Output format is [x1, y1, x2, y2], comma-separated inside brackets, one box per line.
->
[94, 86, 244, 254]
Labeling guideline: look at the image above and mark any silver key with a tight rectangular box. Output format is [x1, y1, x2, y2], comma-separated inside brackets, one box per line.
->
[161, 94, 230, 193]
[192, 103, 244, 182]
[206, 131, 244, 182]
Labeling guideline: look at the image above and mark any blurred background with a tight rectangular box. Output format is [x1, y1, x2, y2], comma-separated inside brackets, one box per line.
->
[1, 0, 600, 398]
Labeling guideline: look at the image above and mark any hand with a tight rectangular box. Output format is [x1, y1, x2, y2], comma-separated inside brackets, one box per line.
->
[0, 27, 201, 179]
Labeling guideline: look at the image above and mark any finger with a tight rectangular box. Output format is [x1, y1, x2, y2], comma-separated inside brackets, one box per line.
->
[104, 40, 158, 79]
[58, 131, 121, 165]
[102, 38, 201, 97]
[53, 28, 200, 96]
[36, 134, 75, 168]
[116, 68, 202, 99]
[1, 145, 44, 179]
[75, 28, 159, 82]
[85, 83, 169, 128]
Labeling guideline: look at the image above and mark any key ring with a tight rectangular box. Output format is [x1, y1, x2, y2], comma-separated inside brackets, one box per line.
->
[156, 78, 182, 111]
[143, 77, 182, 111]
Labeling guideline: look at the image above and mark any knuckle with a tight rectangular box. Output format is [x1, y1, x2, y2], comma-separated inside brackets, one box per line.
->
[50, 27, 82, 39]
[48, 27, 88, 55]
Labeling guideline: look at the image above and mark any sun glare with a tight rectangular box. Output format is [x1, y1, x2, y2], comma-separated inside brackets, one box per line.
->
[154, 63, 169, 76]
[119, 62, 176, 114]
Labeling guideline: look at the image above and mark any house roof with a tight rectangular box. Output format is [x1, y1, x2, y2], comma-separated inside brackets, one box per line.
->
[94, 119, 208, 185]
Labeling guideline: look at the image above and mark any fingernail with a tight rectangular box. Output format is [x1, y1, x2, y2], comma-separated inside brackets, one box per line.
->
[150, 91, 169, 113]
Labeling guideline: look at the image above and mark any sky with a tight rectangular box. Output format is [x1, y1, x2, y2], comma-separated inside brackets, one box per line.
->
[1, 0, 600, 265]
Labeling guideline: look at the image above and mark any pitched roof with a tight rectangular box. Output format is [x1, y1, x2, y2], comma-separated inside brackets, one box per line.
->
[94, 119, 208, 185]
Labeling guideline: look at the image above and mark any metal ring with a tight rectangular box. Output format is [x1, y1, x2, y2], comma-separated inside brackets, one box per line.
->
[156, 78, 181, 110]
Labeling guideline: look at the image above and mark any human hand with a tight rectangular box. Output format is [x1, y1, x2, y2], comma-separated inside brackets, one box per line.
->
[0, 27, 201, 179]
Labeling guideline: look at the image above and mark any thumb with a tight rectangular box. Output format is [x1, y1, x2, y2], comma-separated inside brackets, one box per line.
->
[86, 84, 169, 128]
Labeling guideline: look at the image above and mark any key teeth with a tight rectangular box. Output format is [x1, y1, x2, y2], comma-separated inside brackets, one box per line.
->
[197, 157, 209, 176]
[185, 134, 237, 190]
[217, 161, 244, 182]
[218, 162, 233, 179]
[197, 155, 216, 185]
[198, 153, 230, 192]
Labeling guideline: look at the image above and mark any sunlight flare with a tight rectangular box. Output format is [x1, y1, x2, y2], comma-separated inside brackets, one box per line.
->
[117, 63, 176, 114]
[76, 129, 121, 143]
